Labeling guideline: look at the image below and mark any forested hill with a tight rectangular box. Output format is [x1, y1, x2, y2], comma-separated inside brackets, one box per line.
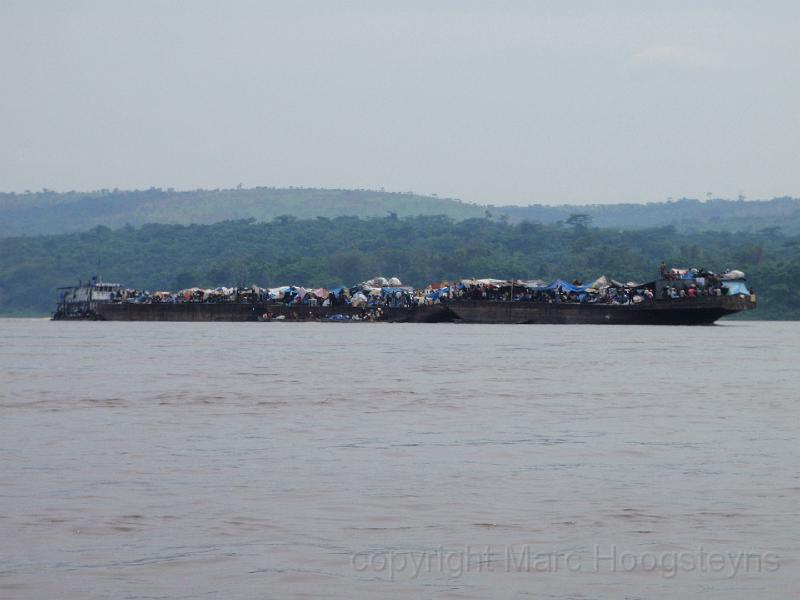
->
[0, 188, 486, 236]
[2, 187, 799, 236]
[1, 215, 797, 319]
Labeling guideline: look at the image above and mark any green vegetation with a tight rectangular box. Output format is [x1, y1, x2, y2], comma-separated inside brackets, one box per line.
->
[1, 215, 797, 319]
[2, 187, 800, 236]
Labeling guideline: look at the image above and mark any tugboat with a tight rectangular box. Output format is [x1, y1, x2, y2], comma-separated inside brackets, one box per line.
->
[52, 277, 121, 320]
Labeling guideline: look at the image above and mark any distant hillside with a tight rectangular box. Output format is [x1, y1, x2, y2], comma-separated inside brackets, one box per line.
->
[0, 188, 486, 236]
[1, 187, 799, 236]
[502, 197, 800, 234]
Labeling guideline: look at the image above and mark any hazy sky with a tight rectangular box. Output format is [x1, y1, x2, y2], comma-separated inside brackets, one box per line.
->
[2, 1, 799, 205]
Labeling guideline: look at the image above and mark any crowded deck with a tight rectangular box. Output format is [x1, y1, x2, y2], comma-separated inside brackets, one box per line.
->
[53, 264, 755, 324]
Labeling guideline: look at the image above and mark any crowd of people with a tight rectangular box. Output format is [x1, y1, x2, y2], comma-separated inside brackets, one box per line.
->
[108, 265, 752, 310]
[110, 277, 423, 308]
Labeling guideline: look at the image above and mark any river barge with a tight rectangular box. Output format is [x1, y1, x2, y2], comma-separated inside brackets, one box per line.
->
[61, 295, 754, 324]
[53, 270, 756, 325]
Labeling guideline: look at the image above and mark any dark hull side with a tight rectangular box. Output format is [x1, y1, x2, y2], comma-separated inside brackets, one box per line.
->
[79, 296, 754, 324]
[95, 302, 455, 323]
[447, 295, 755, 325]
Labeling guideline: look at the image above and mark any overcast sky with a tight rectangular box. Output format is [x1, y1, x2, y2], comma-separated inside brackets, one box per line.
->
[2, 1, 799, 205]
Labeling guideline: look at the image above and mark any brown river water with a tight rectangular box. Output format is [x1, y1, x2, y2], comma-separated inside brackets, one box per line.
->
[1, 319, 798, 599]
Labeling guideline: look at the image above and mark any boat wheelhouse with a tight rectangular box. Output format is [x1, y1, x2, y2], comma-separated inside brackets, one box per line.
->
[53, 278, 121, 320]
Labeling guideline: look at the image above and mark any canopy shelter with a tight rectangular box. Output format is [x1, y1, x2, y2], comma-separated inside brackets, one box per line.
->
[519, 279, 547, 289]
[460, 278, 507, 287]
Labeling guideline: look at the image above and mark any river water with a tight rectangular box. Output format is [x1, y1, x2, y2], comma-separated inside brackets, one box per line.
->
[0, 319, 798, 599]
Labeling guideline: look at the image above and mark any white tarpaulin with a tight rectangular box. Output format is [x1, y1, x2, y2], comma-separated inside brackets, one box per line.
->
[589, 275, 610, 289]
[723, 269, 745, 280]
[350, 292, 369, 307]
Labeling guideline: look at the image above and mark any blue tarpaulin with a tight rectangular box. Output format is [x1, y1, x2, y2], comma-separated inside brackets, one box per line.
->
[381, 287, 411, 296]
[723, 280, 749, 295]
[544, 279, 581, 292]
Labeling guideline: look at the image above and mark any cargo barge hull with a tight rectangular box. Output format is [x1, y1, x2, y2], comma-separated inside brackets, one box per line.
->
[446, 295, 754, 325]
[95, 302, 454, 323]
[90, 296, 754, 324]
